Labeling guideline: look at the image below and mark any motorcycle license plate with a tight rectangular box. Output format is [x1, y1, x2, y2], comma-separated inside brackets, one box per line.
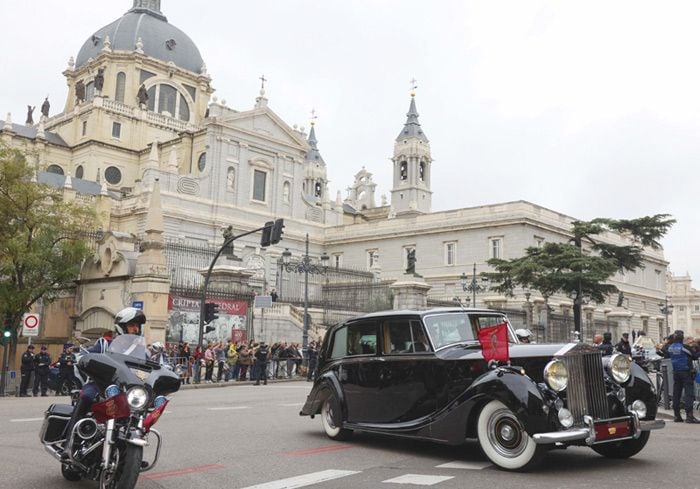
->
[593, 417, 633, 442]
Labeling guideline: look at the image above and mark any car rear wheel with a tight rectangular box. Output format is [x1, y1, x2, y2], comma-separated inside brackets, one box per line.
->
[321, 397, 353, 441]
[592, 431, 650, 458]
[477, 400, 545, 471]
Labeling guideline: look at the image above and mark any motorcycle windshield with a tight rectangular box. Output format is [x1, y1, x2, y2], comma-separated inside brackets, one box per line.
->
[107, 334, 149, 361]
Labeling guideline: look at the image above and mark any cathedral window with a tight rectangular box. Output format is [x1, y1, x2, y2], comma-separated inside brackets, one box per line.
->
[252, 169, 267, 202]
[111, 122, 122, 138]
[419, 162, 425, 181]
[366, 250, 379, 270]
[400, 161, 408, 181]
[197, 152, 206, 172]
[283, 181, 290, 203]
[314, 181, 322, 198]
[490, 238, 502, 259]
[104, 166, 122, 185]
[46, 164, 64, 175]
[85, 81, 95, 102]
[75, 165, 84, 179]
[81, 121, 87, 136]
[444, 242, 456, 266]
[146, 83, 191, 121]
[115, 72, 126, 103]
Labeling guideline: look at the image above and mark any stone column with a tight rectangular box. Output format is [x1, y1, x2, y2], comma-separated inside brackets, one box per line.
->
[390, 275, 432, 310]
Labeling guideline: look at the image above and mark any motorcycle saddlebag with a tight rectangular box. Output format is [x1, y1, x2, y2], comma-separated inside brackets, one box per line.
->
[40, 403, 73, 444]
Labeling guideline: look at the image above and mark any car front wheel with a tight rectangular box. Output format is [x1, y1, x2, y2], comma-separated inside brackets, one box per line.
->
[321, 397, 352, 441]
[477, 400, 545, 471]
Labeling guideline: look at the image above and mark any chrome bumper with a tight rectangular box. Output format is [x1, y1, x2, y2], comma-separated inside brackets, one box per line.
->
[533, 414, 665, 445]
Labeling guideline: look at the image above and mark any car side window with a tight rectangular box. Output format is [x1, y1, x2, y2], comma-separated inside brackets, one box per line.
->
[344, 321, 377, 356]
[384, 319, 431, 354]
[330, 326, 348, 359]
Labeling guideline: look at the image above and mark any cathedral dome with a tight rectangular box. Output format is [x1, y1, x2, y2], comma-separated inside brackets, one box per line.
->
[75, 1, 204, 74]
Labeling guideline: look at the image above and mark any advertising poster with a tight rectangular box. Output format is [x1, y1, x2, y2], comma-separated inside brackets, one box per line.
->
[167, 295, 248, 346]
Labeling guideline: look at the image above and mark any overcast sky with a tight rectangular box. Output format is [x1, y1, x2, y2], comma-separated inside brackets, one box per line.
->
[2, 1, 698, 285]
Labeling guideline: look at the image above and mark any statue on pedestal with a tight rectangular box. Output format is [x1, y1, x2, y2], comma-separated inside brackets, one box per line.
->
[94, 68, 105, 92]
[406, 249, 416, 275]
[137, 84, 149, 107]
[25, 105, 35, 125]
[75, 81, 86, 103]
[40, 97, 50, 118]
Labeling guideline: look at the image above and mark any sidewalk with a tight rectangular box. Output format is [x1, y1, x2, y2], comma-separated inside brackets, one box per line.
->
[178, 376, 308, 390]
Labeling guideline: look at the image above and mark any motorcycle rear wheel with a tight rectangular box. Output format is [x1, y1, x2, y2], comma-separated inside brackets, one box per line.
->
[100, 443, 143, 489]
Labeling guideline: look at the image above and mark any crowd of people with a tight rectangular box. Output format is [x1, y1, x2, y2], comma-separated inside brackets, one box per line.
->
[159, 338, 322, 385]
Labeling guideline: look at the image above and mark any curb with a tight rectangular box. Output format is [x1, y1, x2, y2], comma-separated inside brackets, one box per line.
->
[178, 377, 307, 390]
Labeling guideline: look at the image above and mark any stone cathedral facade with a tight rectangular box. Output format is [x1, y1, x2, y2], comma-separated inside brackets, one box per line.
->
[0, 0, 675, 350]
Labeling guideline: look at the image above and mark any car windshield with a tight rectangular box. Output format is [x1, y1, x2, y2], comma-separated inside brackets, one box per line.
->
[423, 312, 517, 350]
[107, 334, 149, 360]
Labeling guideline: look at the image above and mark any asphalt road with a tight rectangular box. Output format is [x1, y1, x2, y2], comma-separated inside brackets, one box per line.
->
[1, 381, 696, 489]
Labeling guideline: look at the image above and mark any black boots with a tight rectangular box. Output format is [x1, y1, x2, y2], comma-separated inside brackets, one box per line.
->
[685, 413, 700, 424]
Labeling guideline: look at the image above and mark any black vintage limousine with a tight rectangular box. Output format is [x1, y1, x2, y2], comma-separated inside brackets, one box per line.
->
[300, 308, 665, 471]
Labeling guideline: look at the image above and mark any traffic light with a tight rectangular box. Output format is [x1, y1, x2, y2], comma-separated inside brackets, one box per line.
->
[204, 302, 219, 324]
[2, 314, 12, 343]
[270, 218, 285, 245]
[260, 220, 274, 247]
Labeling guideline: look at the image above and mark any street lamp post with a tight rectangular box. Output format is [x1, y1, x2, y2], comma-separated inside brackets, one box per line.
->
[658, 297, 674, 340]
[460, 263, 489, 308]
[281, 234, 329, 363]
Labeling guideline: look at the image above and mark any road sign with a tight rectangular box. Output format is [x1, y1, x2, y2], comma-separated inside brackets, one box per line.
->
[132, 301, 144, 310]
[21, 314, 40, 337]
[254, 296, 273, 308]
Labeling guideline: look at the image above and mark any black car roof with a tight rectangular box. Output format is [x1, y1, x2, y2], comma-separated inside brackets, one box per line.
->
[334, 307, 503, 329]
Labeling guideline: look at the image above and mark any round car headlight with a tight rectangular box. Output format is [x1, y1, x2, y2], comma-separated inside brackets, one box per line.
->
[544, 359, 568, 392]
[126, 386, 149, 410]
[631, 399, 647, 419]
[558, 408, 574, 428]
[610, 353, 632, 384]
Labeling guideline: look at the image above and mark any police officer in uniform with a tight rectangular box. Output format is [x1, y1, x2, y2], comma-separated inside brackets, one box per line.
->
[615, 332, 632, 355]
[254, 341, 270, 385]
[33, 345, 51, 396]
[307, 340, 319, 381]
[19, 344, 35, 397]
[662, 330, 700, 423]
[56, 343, 77, 395]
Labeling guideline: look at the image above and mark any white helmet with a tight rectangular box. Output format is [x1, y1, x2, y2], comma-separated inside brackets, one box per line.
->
[114, 307, 146, 335]
[151, 341, 164, 352]
[515, 328, 533, 341]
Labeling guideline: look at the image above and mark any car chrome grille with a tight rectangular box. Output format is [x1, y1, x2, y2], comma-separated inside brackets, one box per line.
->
[564, 350, 608, 423]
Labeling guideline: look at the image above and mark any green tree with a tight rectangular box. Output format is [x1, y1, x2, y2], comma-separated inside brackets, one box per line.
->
[0, 143, 94, 341]
[487, 215, 675, 335]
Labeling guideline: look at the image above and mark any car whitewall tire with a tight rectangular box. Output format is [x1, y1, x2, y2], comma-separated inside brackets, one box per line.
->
[477, 400, 544, 471]
[321, 398, 352, 441]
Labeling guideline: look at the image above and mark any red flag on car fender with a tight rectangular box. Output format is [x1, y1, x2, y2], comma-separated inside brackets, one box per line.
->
[478, 322, 509, 363]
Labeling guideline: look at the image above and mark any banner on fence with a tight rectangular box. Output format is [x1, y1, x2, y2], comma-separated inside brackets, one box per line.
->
[167, 296, 248, 345]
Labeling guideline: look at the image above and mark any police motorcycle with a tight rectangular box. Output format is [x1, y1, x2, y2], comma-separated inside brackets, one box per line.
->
[39, 331, 180, 489]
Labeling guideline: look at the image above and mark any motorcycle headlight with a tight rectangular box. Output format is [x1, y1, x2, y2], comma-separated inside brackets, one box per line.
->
[609, 353, 632, 384]
[105, 384, 120, 398]
[126, 386, 149, 410]
[544, 359, 568, 392]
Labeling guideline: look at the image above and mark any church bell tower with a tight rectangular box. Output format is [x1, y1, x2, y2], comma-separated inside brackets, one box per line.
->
[390, 88, 432, 217]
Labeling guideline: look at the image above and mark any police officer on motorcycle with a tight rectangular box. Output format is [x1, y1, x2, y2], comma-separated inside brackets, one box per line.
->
[62, 307, 146, 449]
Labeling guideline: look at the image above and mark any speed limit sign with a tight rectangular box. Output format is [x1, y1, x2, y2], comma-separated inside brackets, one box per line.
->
[22, 313, 40, 337]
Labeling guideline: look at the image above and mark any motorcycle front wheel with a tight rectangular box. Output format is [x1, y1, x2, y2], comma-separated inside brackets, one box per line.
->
[100, 443, 143, 489]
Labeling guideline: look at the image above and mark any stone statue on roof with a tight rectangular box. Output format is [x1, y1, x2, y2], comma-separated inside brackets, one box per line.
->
[26, 105, 35, 125]
[406, 249, 416, 275]
[137, 84, 149, 107]
[75, 81, 86, 103]
[40, 97, 50, 118]
[94, 68, 105, 92]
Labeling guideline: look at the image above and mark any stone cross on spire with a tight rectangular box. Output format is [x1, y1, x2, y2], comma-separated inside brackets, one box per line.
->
[310, 108, 318, 126]
[255, 75, 269, 108]
[410, 78, 418, 96]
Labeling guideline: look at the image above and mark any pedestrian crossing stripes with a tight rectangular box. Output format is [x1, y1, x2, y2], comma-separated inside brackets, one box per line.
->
[239, 469, 361, 489]
[238, 461, 490, 488]
[382, 474, 455, 485]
